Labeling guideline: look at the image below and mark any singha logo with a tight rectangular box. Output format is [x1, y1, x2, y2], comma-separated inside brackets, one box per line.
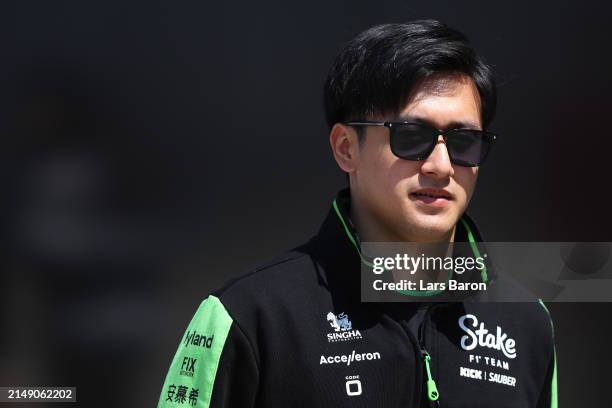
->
[327, 312, 352, 332]
[325, 311, 362, 343]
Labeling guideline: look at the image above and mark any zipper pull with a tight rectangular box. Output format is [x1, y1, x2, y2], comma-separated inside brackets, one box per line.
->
[422, 351, 440, 403]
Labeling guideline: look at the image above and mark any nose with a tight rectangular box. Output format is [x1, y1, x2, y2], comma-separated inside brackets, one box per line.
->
[420, 135, 454, 179]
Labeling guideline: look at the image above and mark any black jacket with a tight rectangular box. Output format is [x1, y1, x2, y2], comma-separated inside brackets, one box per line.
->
[158, 189, 557, 407]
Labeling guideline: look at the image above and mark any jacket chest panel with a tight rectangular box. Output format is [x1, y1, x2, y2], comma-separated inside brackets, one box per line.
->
[261, 313, 421, 407]
[426, 309, 536, 407]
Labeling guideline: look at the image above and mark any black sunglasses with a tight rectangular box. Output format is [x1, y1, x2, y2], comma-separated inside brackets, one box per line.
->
[345, 120, 497, 167]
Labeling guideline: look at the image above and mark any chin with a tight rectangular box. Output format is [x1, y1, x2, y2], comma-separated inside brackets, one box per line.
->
[404, 212, 458, 242]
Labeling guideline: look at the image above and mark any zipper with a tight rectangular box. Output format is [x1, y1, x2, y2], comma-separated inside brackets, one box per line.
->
[419, 304, 440, 407]
[422, 351, 440, 407]
[401, 305, 441, 407]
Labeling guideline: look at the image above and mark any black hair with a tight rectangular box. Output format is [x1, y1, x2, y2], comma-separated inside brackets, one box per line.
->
[323, 20, 496, 130]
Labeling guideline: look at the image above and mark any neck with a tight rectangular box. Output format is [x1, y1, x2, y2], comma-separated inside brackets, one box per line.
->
[349, 188, 457, 284]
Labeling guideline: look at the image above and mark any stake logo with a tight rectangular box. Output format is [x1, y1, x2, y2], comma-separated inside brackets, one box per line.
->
[458, 314, 517, 359]
[326, 312, 362, 342]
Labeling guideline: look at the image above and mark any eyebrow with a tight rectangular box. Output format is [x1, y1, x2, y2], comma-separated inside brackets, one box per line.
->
[397, 115, 481, 130]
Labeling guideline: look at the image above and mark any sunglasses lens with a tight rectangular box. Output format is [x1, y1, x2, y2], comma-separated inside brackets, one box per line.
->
[390, 124, 436, 160]
[445, 130, 491, 166]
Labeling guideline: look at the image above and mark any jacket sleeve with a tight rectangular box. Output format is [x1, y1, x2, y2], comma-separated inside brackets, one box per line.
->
[537, 300, 558, 408]
[158, 295, 259, 408]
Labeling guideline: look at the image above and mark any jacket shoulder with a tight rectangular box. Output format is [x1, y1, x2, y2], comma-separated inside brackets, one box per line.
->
[203, 245, 323, 355]
[213, 245, 318, 303]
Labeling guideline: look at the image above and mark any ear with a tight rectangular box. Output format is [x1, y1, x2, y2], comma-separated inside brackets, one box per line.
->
[329, 123, 360, 173]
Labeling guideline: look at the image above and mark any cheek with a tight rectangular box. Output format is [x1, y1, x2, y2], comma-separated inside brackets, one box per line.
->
[358, 137, 436, 193]
[388, 160, 422, 189]
[372, 155, 423, 197]
[453, 168, 478, 201]
[359, 140, 397, 181]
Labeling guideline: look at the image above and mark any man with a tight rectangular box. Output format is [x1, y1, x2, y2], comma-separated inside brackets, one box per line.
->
[158, 20, 557, 407]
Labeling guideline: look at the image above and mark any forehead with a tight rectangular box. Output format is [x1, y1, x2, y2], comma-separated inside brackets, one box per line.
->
[399, 73, 482, 129]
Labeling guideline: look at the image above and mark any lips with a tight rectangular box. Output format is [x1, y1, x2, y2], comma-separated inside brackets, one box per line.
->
[410, 188, 453, 200]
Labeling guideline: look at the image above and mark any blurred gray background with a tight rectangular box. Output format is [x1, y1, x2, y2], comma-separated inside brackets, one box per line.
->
[1, 0, 610, 406]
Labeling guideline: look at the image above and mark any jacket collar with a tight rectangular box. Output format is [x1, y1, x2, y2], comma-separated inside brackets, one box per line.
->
[307, 188, 495, 294]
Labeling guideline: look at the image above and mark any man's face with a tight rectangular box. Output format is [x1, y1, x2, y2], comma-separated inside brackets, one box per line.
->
[349, 73, 482, 242]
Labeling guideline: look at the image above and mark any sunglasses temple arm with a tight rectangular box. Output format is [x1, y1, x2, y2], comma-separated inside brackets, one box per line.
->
[344, 122, 387, 127]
